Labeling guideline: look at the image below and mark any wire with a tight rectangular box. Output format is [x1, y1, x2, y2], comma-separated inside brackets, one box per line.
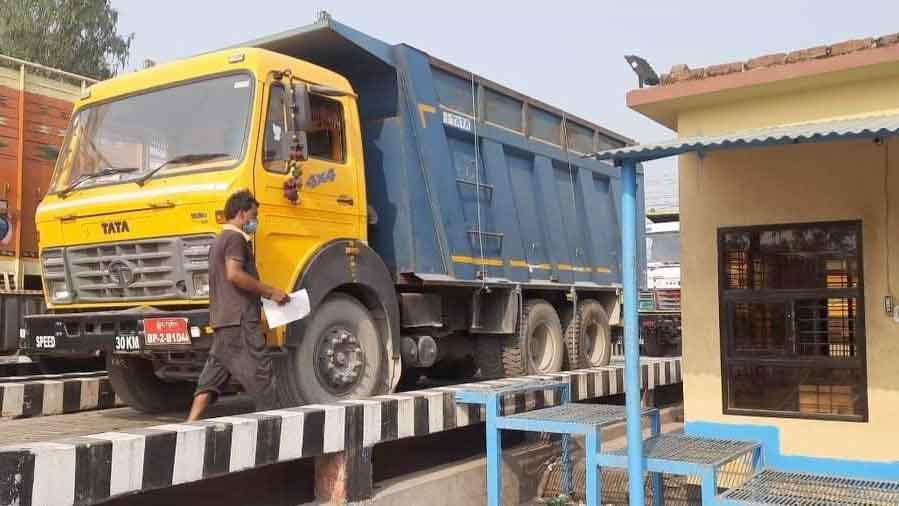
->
[886, 141, 893, 295]
[470, 73, 487, 287]
[564, 131, 579, 264]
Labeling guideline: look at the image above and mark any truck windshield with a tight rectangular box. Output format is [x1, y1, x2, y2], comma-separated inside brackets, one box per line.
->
[647, 231, 680, 264]
[50, 73, 255, 194]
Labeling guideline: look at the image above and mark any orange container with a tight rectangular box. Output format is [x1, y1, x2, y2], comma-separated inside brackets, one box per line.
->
[0, 56, 94, 289]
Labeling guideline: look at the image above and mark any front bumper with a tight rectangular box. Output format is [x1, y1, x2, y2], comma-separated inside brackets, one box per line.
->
[22, 308, 212, 357]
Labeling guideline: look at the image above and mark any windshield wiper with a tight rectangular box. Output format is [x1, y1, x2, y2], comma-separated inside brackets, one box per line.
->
[58, 167, 140, 198]
[136, 153, 230, 186]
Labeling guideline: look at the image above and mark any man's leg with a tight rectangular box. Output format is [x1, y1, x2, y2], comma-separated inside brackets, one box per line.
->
[188, 352, 229, 422]
[234, 319, 282, 410]
[187, 392, 213, 422]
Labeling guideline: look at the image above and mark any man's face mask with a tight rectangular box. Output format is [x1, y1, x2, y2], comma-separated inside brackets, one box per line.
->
[242, 218, 259, 235]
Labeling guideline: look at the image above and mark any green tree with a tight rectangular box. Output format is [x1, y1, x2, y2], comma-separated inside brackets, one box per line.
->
[0, 0, 133, 79]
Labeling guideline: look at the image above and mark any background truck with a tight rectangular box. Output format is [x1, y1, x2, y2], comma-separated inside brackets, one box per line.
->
[0, 54, 101, 375]
[639, 210, 681, 356]
[21, 13, 646, 412]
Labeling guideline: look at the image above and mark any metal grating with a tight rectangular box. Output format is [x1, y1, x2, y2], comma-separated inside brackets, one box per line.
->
[610, 433, 759, 467]
[720, 469, 899, 505]
[462, 377, 567, 396]
[504, 403, 627, 427]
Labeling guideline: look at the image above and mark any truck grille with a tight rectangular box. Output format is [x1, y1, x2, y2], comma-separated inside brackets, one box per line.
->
[58, 235, 214, 302]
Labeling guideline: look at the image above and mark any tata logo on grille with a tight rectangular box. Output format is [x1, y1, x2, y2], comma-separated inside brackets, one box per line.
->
[101, 221, 130, 234]
[107, 260, 135, 289]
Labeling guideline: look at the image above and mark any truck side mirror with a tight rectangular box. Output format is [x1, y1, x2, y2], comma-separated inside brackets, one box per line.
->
[287, 83, 312, 163]
[290, 83, 312, 131]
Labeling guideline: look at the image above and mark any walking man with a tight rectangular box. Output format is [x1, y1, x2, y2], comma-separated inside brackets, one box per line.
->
[187, 189, 289, 421]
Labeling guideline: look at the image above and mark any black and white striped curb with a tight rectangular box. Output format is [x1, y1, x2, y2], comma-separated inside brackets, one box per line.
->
[0, 374, 120, 419]
[0, 357, 681, 506]
[0, 371, 107, 384]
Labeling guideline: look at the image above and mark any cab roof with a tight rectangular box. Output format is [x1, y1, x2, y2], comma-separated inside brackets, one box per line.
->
[79, 47, 354, 109]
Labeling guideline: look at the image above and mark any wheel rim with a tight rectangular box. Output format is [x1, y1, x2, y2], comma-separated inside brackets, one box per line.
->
[528, 322, 557, 372]
[583, 317, 607, 364]
[313, 325, 366, 395]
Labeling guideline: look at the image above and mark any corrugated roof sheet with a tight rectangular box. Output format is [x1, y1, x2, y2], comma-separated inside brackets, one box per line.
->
[595, 112, 899, 163]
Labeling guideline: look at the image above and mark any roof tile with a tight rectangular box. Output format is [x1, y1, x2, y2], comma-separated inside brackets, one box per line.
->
[660, 32, 898, 86]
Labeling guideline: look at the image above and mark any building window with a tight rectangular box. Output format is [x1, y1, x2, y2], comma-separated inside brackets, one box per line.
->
[718, 221, 867, 421]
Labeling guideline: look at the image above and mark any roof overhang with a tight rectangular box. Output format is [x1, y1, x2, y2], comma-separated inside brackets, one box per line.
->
[595, 111, 899, 164]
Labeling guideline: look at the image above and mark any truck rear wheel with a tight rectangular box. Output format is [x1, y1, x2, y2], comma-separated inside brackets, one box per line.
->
[281, 293, 386, 404]
[475, 299, 564, 378]
[106, 354, 194, 413]
[563, 300, 612, 368]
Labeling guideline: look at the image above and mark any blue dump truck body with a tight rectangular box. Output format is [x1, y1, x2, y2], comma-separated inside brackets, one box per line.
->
[244, 16, 646, 288]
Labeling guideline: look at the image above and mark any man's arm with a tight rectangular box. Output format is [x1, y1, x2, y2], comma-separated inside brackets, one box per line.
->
[225, 258, 289, 304]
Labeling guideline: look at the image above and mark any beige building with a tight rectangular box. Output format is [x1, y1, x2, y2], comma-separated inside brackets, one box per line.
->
[605, 35, 899, 467]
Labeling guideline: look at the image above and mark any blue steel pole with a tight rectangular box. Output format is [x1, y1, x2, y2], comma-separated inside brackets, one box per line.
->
[486, 395, 502, 506]
[620, 159, 645, 506]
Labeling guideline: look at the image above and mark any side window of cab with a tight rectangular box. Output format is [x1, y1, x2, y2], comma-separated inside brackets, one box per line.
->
[263, 84, 346, 172]
[263, 85, 288, 172]
[307, 95, 346, 163]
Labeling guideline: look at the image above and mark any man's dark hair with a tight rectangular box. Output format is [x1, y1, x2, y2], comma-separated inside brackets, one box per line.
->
[224, 190, 259, 220]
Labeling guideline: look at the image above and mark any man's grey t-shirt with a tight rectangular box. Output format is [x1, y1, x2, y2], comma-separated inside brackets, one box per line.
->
[208, 229, 261, 328]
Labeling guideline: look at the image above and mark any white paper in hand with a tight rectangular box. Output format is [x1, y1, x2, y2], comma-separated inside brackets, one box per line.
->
[262, 289, 311, 328]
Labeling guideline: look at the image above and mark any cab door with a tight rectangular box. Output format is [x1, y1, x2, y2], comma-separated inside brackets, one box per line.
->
[253, 81, 362, 294]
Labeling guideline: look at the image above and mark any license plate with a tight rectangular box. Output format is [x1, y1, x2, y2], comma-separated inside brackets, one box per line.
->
[144, 318, 191, 346]
[115, 334, 140, 352]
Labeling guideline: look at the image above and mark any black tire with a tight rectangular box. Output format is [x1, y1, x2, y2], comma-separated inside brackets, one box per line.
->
[475, 299, 564, 378]
[641, 318, 682, 357]
[474, 335, 505, 379]
[397, 368, 424, 390]
[642, 335, 665, 357]
[559, 304, 580, 369]
[106, 354, 194, 413]
[427, 358, 477, 380]
[562, 300, 612, 368]
[278, 293, 386, 404]
[642, 324, 665, 357]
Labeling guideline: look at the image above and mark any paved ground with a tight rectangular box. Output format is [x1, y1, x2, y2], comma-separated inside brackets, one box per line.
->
[0, 395, 254, 446]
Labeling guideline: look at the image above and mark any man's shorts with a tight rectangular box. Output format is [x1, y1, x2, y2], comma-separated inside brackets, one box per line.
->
[195, 318, 280, 410]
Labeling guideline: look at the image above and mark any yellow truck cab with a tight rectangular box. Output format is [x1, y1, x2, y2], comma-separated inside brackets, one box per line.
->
[23, 16, 640, 412]
[30, 48, 389, 409]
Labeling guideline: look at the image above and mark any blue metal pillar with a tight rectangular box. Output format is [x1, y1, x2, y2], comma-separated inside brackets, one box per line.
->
[651, 411, 663, 506]
[620, 159, 645, 506]
[561, 381, 572, 497]
[486, 395, 502, 506]
[585, 429, 600, 506]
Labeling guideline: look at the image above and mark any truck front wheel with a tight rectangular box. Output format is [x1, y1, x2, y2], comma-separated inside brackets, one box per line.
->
[106, 354, 194, 413]
[283, 293, 386, 404]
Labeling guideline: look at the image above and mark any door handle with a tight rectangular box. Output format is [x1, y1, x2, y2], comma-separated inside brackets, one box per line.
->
[336, 195, 354, 206]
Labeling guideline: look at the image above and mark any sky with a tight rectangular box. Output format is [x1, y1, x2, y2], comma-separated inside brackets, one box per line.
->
[110, 0, 899, 210]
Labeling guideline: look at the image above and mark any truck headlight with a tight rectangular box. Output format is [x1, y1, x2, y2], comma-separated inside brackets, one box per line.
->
[49, 280, 71, 302]
[192, 272, 210, 297]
